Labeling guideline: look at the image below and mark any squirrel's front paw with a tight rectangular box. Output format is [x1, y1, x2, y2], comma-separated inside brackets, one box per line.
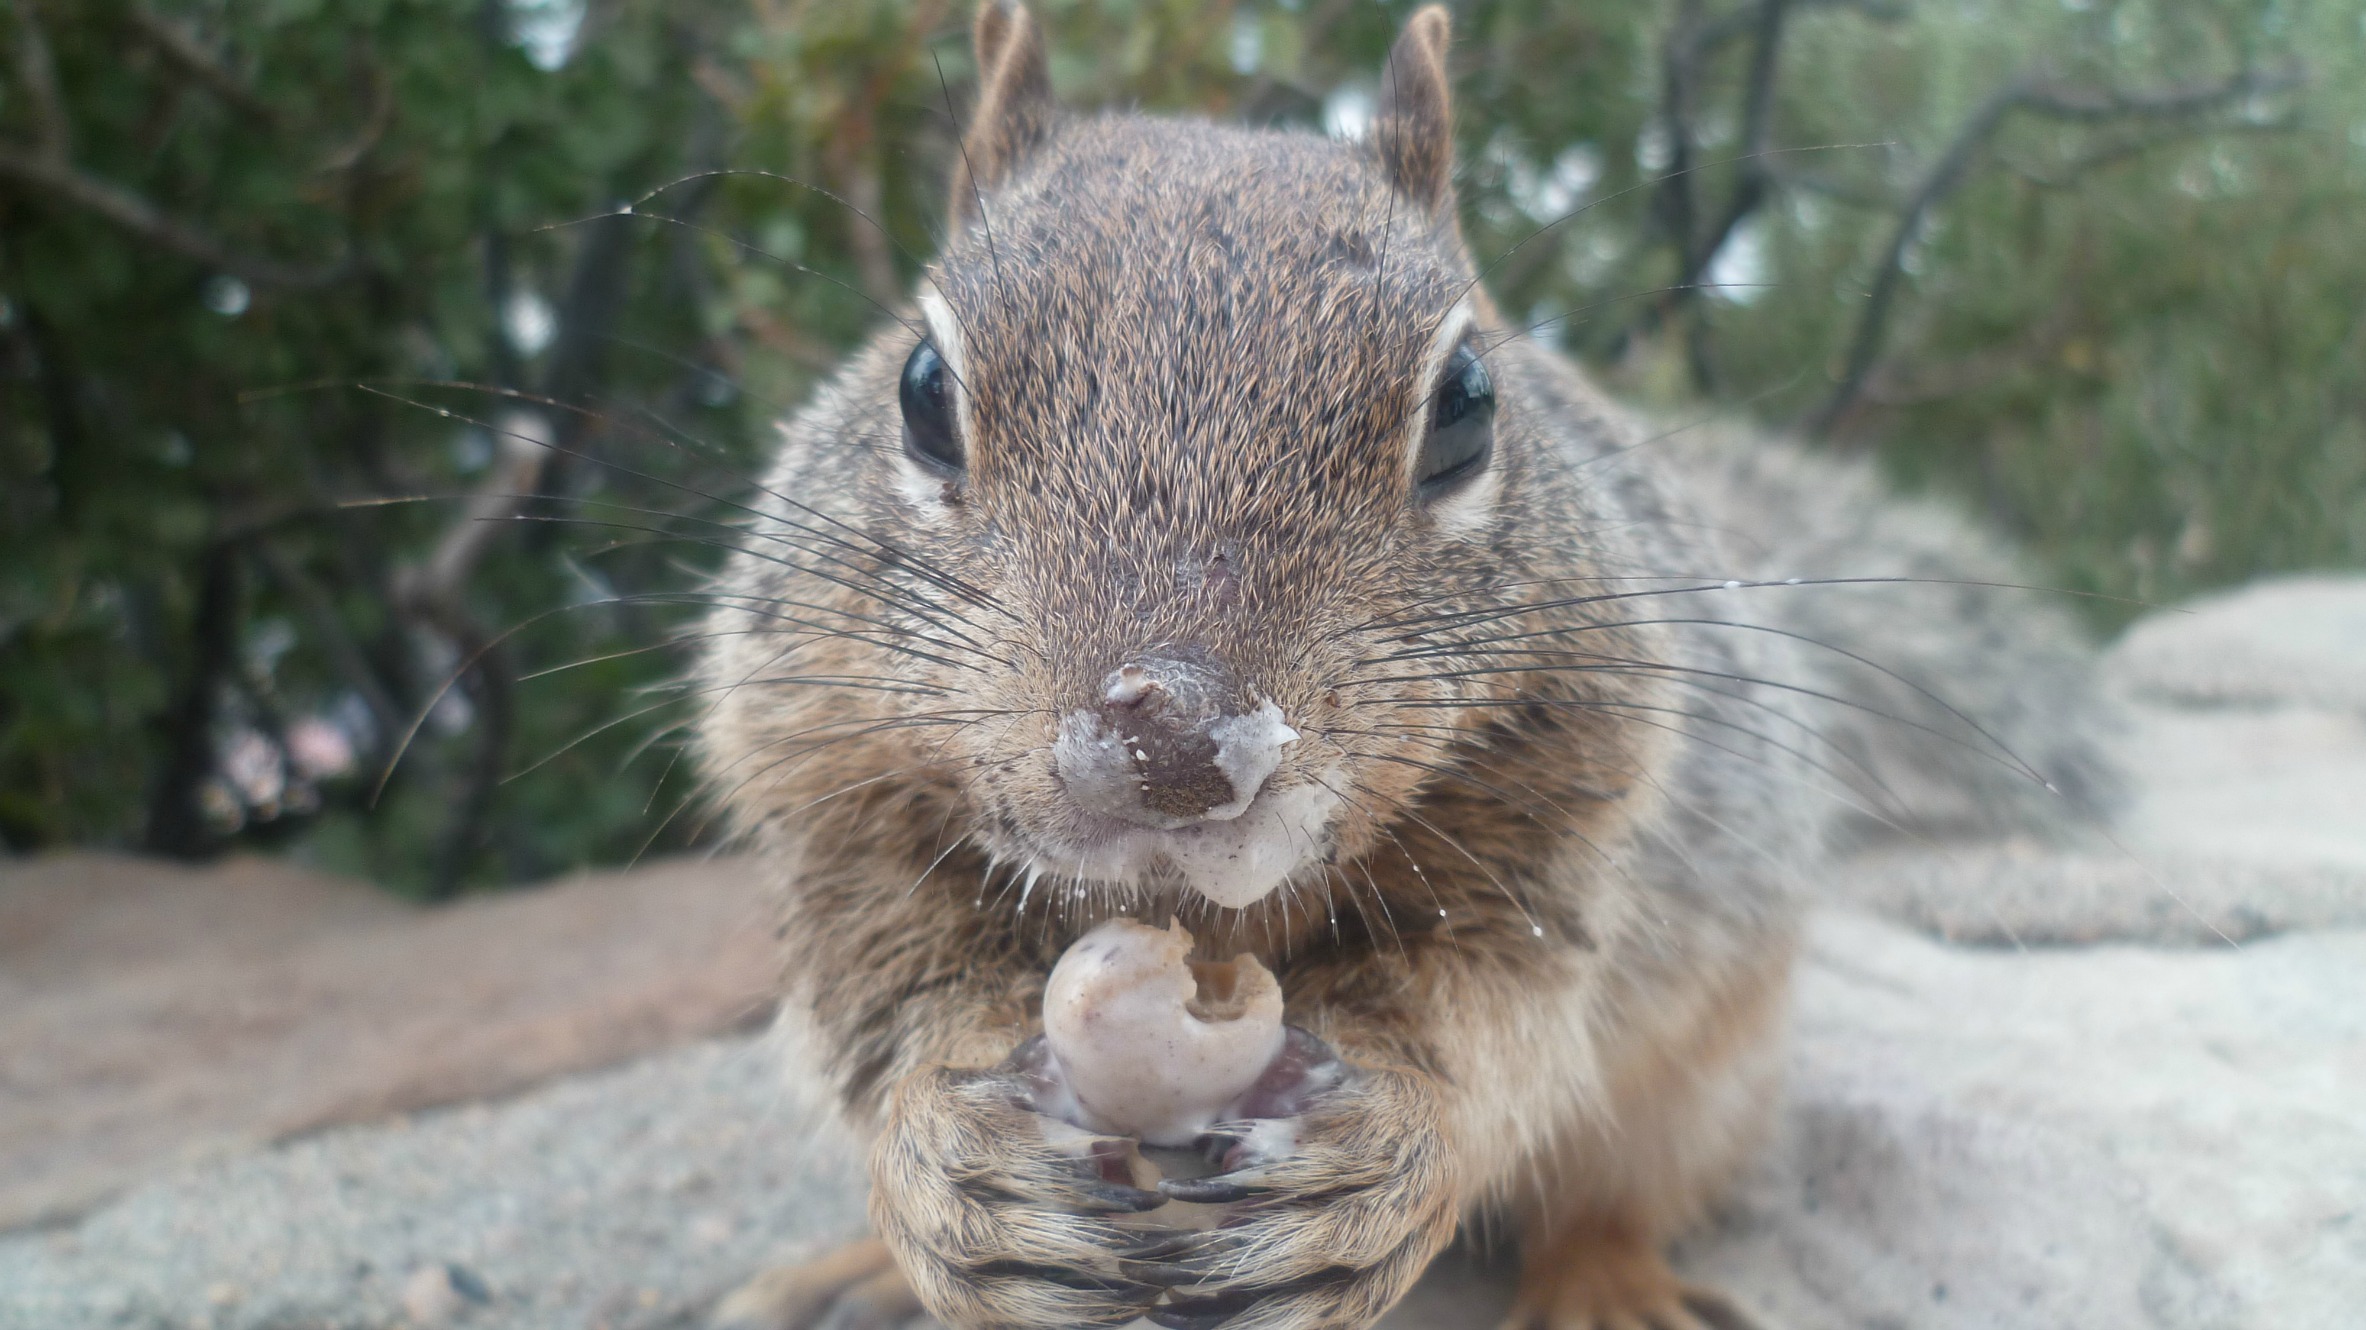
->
[869, 1040, 1170, 1330]
[1147, 1028, 1462, 1330]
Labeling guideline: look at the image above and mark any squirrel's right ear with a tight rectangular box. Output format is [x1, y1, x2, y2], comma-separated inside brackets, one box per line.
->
[1372, 5, 1457, 216]
[949, 1, 1055, 231]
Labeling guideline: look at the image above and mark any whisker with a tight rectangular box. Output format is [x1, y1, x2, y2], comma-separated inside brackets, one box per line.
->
[1364, 691, 1926, 838]
[618, 167, 944, 305]
[356, 380, 1005, 617]
[1352, 638, 2048, 789]
[535, 206, 938, 372]
[497, 509, 995, 659]
[1372, 573, 2145, 638]
[505, 673, 952, 785]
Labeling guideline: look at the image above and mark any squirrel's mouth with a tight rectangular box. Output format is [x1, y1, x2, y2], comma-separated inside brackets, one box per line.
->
[1014, 779, 1343, 910]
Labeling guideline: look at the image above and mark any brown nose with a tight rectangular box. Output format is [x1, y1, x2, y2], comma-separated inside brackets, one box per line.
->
[1053, 652, 1296, 829]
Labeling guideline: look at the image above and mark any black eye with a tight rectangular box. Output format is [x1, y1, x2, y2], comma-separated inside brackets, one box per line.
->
[1417, 345, 1494, 495]
[900, 340, 962, 473]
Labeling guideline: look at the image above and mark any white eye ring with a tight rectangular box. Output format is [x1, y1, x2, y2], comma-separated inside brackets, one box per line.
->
[894, 287, 973, 514]
[1402, 300, 1503, 536]
[1418, 343, 1495, 494]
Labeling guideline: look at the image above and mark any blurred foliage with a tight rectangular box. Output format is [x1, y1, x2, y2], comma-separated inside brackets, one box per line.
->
[0, 0, 2358, 888]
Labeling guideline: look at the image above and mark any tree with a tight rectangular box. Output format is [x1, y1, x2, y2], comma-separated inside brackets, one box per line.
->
[2, 0, 2357, 887]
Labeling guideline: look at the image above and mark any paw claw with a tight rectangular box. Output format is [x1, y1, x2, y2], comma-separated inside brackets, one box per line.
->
[1158, 1173, 1266, 1204]
[1118, 1258, 1210, 1287]
[967, 1258, 1157, 1301]
[1077, 1179, 1168, 1212]
[1146, 1268, 1360, 1330]
[1145, 1286, 1263, 1330]
[1121, 1229, 1216, 1260]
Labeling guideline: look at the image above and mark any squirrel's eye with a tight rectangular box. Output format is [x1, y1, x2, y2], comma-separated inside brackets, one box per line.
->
[900, 340, 962, 473]
[1417, 345, 1494, 495]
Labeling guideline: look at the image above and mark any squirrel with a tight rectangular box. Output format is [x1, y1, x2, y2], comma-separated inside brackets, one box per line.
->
[693, 5, 2119, 1329]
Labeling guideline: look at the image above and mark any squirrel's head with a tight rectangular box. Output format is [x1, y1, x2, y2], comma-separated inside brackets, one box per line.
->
[713, 5, 1638, 916]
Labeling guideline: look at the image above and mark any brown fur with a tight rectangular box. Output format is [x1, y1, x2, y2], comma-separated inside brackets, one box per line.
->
[695, 6, 2116, 1329]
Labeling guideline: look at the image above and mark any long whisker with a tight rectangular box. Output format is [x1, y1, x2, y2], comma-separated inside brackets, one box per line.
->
[504, 673, 951, 784]
[1363, 691, 1926, 837]
[616, 167, 945, 305]
[1371, 573, 2140, 637]
[355, 380, 1004, 616]
[497, 509, 995, 657]
[535, 206, 939, 369]
[1359, 622, 2054, 789]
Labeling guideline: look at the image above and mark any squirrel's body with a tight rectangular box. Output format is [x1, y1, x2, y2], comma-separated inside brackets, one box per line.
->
[695, 8, 2114, 1329]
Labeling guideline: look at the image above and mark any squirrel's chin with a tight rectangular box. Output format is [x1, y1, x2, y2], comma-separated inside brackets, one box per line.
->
[1021, 781, 1342, 910]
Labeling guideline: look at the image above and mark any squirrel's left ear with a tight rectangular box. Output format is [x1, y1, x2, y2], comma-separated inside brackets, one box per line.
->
[1372, 5, 1457, 216]
[950, 1, 1055, 231]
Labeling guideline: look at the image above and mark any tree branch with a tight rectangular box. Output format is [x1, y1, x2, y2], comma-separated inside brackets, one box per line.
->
[1802, 81, 2023, 438]
[1803, 63, 2300, 437]
[7, 0, 73, 161]
[2002, 117, 2296, 189]
[126, 4, 278, 125]
[0, 144, 348, 286]
[1694, 0, 1900, 52]
[143, 542, 243, 859]
[1671, 0, 1791, 390]
[1692, 0, 1787, 272]
[252, 539, 406, 757]
[1647, 0, 1713, 383]
[1640, 0, 1803, 390]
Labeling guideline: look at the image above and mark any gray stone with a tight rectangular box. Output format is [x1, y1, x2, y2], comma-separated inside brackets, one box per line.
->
[0, 1037, 865, 1330]
[1823, 574, 2366, 946]
[2106, 573, 2366, 714]
[1683, 912, 2366, 1330]
[2112, 701, 2366, 875]
[1821, 844, 2366, 946]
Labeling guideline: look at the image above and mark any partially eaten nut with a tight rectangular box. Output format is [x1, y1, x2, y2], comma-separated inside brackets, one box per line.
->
[1042, 919, 1286, 1145]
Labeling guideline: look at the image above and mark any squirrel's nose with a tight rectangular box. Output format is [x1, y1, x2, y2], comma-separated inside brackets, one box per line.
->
[1053, 652, 1298, 829]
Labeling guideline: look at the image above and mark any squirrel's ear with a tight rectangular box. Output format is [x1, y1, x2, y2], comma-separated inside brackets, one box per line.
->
[1372, 5, 1456, 215]
[949, 1, 1055, 230]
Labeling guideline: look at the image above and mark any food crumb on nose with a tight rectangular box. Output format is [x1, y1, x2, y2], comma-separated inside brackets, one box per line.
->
[1201, 700, 1298, 819]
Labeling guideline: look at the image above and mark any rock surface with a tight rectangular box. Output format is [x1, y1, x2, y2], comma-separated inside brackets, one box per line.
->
[1683, 915, 2366, 1330]
[0, 1036, 865, 1330]
[0, 854, 779, 1230]
[6, 575, 2366, 1330]
[2107, 573, 2366, 713]
[1827, 572, 2366, 941]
